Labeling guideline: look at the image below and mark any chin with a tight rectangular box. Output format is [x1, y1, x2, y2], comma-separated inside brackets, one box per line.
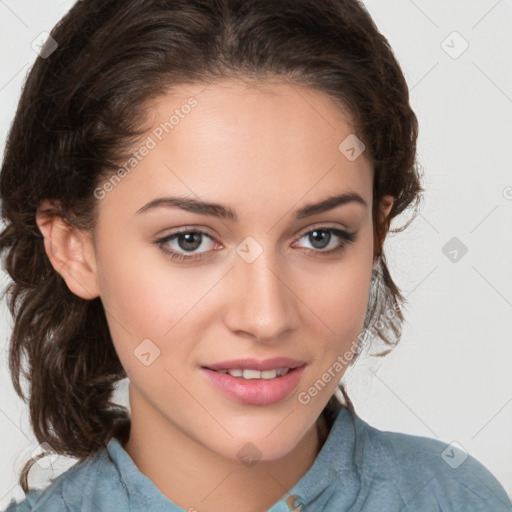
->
[211, 421, 311, 464]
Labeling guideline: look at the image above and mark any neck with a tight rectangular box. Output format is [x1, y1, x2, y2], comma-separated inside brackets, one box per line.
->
[123, 397, 330, 512]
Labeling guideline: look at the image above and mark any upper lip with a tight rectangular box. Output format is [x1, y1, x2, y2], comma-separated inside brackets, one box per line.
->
[202, 357, 306, 371]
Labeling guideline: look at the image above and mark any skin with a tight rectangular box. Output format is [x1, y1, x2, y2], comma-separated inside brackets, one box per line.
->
[37, 79, 394, 512]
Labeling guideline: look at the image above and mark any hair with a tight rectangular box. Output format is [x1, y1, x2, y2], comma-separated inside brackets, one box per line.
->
[0, 0, 423, 494]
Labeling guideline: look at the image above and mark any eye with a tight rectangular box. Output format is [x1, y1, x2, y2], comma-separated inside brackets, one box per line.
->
[154, 228, 219, 262]
[154, 226, 357, 263]
[292, 227, 357, 258]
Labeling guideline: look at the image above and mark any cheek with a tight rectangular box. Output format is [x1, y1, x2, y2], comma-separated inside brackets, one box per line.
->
[94, 233, 221, 373]
[307, 237, 373, 329]
[334, 262, 372, 328]
[93, 228, 180, 351]
[95, 230, 187, 334]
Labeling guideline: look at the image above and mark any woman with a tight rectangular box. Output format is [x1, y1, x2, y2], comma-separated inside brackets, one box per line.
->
[1, 0, 510, 511]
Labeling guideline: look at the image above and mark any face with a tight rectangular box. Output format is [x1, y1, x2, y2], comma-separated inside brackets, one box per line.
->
[74, 79, 392, 462]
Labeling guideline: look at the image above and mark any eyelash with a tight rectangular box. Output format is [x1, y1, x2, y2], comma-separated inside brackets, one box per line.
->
[154, 226, 357, 263]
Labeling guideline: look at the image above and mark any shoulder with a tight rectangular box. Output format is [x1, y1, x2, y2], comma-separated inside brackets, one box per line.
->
[350, 411, 512, 511]
[2, 443, 131, 512]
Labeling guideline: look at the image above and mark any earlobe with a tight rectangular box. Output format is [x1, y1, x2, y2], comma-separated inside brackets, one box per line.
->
[36, 202, 100, 300]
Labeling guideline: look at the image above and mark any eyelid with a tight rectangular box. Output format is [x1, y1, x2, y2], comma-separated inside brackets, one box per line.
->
[156, 224, 217, 237]
[294, 222, 351, 237]
[156, 222, 351, 245]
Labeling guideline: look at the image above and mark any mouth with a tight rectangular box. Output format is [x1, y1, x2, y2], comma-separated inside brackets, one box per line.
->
[200, 358, 306, 405]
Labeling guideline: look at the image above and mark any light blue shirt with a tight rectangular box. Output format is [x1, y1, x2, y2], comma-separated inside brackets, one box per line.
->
[4, 402, 512, 511]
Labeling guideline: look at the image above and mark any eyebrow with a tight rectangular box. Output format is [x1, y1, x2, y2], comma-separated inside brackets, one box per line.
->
[136, 192, 367, 220]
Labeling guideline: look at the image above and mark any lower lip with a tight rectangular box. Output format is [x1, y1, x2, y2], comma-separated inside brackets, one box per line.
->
[201, 365, 306, 405]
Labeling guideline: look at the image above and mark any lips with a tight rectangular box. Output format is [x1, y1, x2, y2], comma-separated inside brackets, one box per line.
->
[200, 357, 307, 405]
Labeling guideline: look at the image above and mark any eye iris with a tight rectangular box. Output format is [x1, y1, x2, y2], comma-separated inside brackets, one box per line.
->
[178, 232, 202, 251]
[309, 230, 330, 249]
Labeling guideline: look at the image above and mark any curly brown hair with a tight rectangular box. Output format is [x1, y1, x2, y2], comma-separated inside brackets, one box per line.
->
[0, 0, 423, 494]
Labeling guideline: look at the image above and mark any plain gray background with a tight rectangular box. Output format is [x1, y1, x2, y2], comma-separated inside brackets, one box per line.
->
[1, 0, 511, 507]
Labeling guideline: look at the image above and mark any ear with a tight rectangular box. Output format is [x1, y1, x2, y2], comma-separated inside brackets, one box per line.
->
[379, 194, 394, 222]
[36, 201, 100, 300]
[373, 194, 395, 261]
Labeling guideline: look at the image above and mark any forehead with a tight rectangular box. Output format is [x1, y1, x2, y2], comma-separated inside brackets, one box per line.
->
[145, 78, 362, 158]
[99, 79, 374, 221]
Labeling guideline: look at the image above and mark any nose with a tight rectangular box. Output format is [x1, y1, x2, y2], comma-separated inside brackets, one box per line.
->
[223, 248, 299, 343]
